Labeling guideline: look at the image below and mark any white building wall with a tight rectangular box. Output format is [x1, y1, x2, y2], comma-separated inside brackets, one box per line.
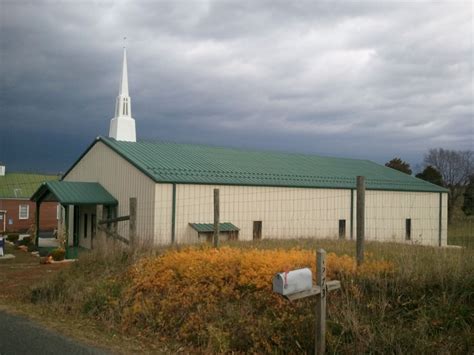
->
[173, 184, 352, 244]
[64, 142, 156, 243]
[168, 183, 446, 247]
[62, 142, 448, 248]
[364, 190, 447, 246]
[154, 183, 174, 245]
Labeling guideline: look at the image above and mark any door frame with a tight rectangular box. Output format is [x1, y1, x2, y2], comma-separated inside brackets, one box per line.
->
[0, 210, 6, 233]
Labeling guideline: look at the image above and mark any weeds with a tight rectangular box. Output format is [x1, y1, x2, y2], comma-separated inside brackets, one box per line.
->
[29, 239, 474, 353]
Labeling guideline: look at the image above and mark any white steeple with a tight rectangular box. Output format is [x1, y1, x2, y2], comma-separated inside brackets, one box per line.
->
[109, 46, 136, 142]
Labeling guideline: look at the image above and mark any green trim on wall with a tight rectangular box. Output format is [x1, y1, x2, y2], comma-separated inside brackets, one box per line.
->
[171, 183, 176, 244]
[438, 192, 443, 247]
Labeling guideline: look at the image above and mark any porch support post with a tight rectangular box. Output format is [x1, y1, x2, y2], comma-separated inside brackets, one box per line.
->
[35, 201, 40, 248]
[350, 189, 354, 240]
[64, 205, 69, 258]
[96, 205, 104, 247]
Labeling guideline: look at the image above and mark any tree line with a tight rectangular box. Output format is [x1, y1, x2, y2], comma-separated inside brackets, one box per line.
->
[385, 149, 473, 224]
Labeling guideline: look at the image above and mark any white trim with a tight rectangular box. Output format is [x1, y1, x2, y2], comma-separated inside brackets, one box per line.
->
[19, 205, 29, 220]
[56, 204, 62, 220]
[0, 211, 5, 233]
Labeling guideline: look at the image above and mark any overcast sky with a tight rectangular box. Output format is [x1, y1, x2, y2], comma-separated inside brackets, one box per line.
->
[0, 0, 472, 174]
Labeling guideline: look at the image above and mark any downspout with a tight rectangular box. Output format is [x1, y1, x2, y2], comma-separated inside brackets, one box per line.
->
[438, 192, 443, 247]
[171, 184, 176, 244]
[350, 189, 354, 240]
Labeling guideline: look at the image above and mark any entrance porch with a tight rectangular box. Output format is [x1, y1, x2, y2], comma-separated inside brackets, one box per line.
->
[30, 181, 118, 258]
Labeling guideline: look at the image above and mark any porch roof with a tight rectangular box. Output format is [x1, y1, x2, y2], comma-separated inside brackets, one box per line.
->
[30, 181, 118, 206]
[189, 222, 240, 233]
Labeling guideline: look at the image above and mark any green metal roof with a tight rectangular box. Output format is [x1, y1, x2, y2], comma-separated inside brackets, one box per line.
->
[0, 172, 58, 199]
[65, 137, 447, 193]
[30, 181, 118, 205]
[189, 223, 240, 233]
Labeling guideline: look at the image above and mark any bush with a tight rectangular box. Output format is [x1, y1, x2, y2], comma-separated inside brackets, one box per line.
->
[7, 233, 19, 243]
[50, 248, 66, 261]
[120, 247, 393, 351]
[28, 241, 474, 353]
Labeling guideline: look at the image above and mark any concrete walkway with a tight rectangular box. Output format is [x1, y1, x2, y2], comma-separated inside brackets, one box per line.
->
[0, 311, 108, 355]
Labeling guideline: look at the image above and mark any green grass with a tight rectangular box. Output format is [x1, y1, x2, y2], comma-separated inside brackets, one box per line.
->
[448, 218, 474, 248]
[27, 239, 474, 354]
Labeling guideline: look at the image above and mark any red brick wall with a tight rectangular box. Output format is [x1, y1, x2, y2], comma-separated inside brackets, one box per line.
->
[0, 199, 58, 233]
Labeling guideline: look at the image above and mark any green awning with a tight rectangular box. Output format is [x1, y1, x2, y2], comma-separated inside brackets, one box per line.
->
[30, 181, 118, 205]
[189, 222, 240, 233]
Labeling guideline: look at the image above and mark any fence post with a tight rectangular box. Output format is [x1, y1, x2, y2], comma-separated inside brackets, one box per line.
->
[129, 197, 137, 248]
[213, 188, 220, 248]
[95, 205, 103, 249]
[315, 249, 327, 355]
[356, 176, 365, 266]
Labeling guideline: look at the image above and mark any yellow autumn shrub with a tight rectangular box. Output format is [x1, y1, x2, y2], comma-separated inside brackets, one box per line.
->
[120, 246, 393, 351]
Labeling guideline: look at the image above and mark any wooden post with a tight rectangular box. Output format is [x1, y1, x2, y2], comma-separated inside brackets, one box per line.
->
[64, 205, 69, 258]
[273, 248, 340, 353]
[350, 189, 354, 240]
[356, 176, 365, 266]
[129, 198, 137, 248]
[315, 249, 327, 355]
[96, 205, 106, 248]
[213, 188, 220, 248]
[112, 206, 118, 239]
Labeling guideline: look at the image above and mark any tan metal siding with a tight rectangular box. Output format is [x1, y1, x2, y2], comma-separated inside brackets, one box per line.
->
[154, 183, 173, 245]
[362, 190, 445, 246]
[174, 184, 351, 244]
[64, 142, 155, 242]
[172, 184, 445, 246]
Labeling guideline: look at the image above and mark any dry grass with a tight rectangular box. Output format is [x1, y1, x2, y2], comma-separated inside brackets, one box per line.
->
[448, 217, 474, 248]
[27, 238, 474, 354]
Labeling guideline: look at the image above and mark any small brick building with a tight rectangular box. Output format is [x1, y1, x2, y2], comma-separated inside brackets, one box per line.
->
[0, 168, 59, 233]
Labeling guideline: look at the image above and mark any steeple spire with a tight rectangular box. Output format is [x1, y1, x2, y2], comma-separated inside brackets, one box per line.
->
[119, 47, 129, 96]
[109, 43, 136, 142]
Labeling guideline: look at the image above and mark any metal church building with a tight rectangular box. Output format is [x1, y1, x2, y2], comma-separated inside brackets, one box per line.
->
[31, 49, 448, 252]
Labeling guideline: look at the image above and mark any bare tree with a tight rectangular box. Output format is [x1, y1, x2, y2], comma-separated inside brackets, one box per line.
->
[424, 148, 473, 223]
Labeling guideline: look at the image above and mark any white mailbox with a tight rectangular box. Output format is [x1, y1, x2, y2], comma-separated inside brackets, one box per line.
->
[272, 268, 313, 296]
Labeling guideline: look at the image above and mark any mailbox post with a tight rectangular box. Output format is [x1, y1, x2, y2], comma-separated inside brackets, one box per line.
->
[272, 249, 341, 354]
[316, 249, 326, 355]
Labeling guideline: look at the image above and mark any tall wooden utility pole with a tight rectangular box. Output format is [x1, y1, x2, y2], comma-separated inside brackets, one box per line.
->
[356, 176, 365, 266]
[213, 189, 220, 248]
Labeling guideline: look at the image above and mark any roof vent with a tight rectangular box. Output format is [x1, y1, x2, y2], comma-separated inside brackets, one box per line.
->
[0, 165, 5, 176]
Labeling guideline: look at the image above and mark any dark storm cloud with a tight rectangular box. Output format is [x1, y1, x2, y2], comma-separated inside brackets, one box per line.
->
[0, 0, 471, 173]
